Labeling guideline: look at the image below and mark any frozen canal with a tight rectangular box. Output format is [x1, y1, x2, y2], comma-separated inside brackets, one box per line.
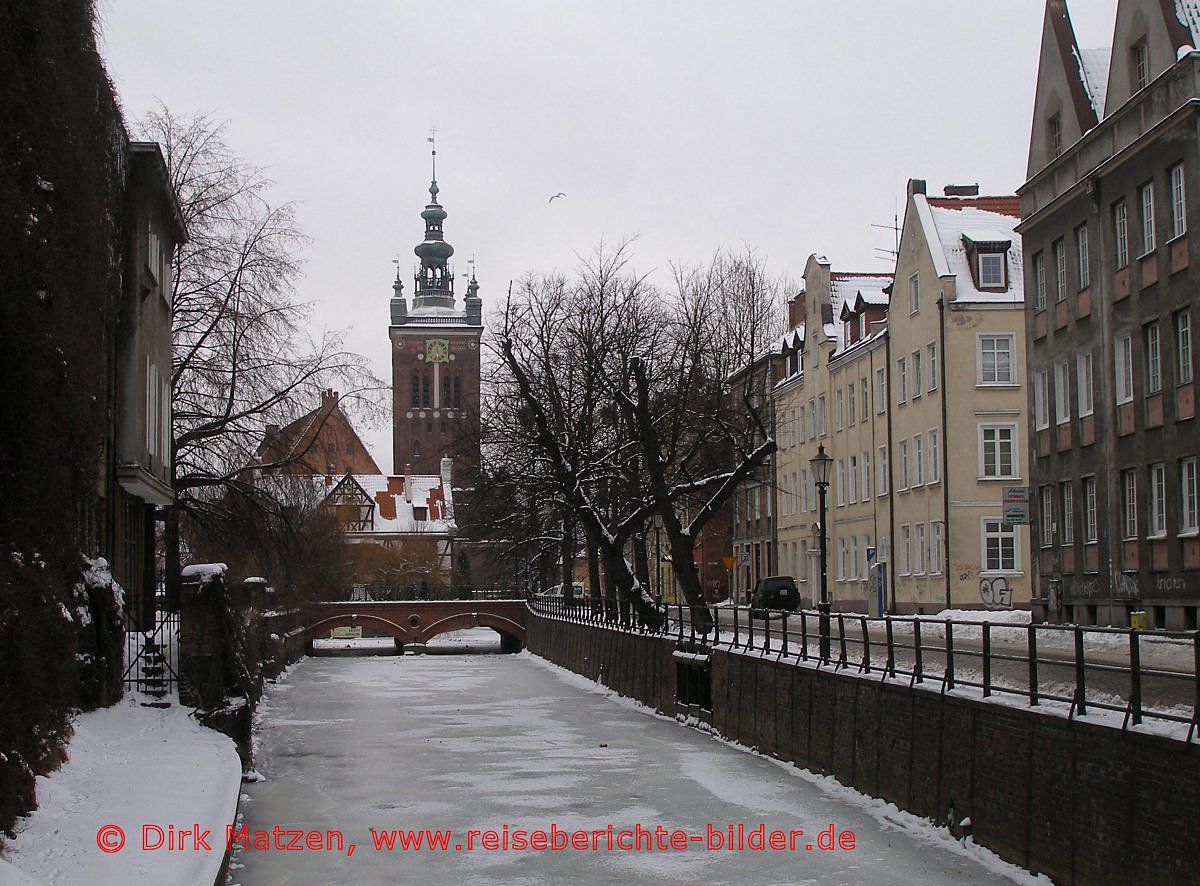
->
[231, 631, 1030, 885]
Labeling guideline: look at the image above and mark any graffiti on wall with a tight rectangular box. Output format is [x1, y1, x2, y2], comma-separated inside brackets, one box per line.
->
[979, 576, 1012, 608]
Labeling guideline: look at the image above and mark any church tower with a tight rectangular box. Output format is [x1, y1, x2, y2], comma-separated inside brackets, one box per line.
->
[389, 151, 483, 481]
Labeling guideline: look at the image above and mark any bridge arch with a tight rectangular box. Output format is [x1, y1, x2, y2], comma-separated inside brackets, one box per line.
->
[304, 614, 413, 646]
[415, 612, 526, 650]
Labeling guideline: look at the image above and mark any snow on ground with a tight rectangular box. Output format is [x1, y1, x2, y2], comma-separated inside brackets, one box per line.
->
[0, 694, 242, 886]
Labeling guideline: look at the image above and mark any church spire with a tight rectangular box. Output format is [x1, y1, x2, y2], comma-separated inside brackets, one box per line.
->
[412, 132, 455, 309]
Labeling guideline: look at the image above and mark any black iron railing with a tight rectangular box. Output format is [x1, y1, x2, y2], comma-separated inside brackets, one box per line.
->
[527, 594, 1200, 740]
[122, 606, 180, 700]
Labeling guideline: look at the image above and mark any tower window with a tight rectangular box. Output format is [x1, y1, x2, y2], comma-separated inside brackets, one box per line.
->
[453, 377, 462, 409]
[1048, 114, 1062, 159]
[411, 374, 420, 407]
[443, 377, 451, 407]
[1132, 41, 1149, 91]
[422, 374, 431, 407]
[412, 439, 421, 457]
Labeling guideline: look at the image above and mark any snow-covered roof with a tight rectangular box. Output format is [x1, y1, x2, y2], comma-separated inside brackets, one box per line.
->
[1075, 46, 1110, 119]
[780, 324, 804, 352]
[828, 274, 892, 350]
[917, 195, 1024, 305]
[326, 473, 455, 535]
[1177, 1, 1200, 47]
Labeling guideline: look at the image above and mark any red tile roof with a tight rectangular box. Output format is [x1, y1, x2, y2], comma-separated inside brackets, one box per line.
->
[927, 196, 1021, 218]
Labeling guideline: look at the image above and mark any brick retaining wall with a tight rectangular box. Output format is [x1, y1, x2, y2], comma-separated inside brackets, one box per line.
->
[528, 611, 1200, 885]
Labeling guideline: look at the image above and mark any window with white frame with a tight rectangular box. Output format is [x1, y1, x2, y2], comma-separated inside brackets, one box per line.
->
[1133, 41, 1149, 90]
[838, 538, 847, 580]
[979, 252, 1005, 288]
[1077, 351, 1094, 416]
[836, 459, 845, 506]
[898, 357, 908, 403]
[1176, 310, 1194, 384]
[1171, 164, 1187, 239]
[1033, 370, 1049, 431]
[899, 439, 909, 489]
[1115, 334, 1134, 404]
[877, 445, 888, 495]
[930, 522, 944, 574]
[900, 525, 911, 575]
[1034, 251, 1046, 310]
[1048, 113, 1063, 158]
[1040, 486, 1054, 547]
[914, 523, 927, 574]
[1054, 361, 1071, 425]
[1146, 321, 1162, 394]
[798, 405, 806, 443]
[982, 519, 1019, 572]
[850, 536, 859, 580]
[1122, 469, 1138, 539]
[928, 429, 940, 483]
[978, 335, 1015, 384]
[818, 395, 827, 436]
[801, 468, 809, 513]
[848, 455, 858, 503]
[862, 451, 871, 499]
[1149, 463, 1167, 538]
[1076, 224, 1090, 289]
[1053, 238, 1067, 301]
[808, 398, 817, 439]
[927, 342, 938, 392]
[1182, 457, 1199, 533]
[1084, 477, 1098, 542]
[861, 378, 869, 422]
[875, 368, 887, 413]
[1061, 482, 1075, 544]
[836, 390, 844, 430]
[847, 383, 856, 426]
[1115, 200, 1129, 268]
[1140, 182, 1156, 254]
[913, 434, 924, 486]
[909, 273, 919, 314]
[912, 350, 923, 397]
[980, 424, 1018, 478]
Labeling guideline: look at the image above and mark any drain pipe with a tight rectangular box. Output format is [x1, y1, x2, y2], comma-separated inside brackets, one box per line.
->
[937, 292, 952, 612]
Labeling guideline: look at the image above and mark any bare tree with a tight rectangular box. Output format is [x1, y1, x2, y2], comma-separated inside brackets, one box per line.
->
[136, 106, 384, 598]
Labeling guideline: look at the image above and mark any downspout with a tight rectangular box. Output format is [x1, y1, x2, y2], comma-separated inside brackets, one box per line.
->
[884, 328, 897, 613]
[937, 291, 952, 611]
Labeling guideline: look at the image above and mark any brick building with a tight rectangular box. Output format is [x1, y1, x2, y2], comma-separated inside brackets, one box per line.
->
[1020, 0, 1200, 627]
[257, 388, 381, 477]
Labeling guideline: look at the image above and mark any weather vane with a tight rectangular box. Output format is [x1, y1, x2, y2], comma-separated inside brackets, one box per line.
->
[428, 125, 438, 180]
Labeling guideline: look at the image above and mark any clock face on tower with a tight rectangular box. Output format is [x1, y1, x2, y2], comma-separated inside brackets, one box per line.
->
[424, 339, 449, 363]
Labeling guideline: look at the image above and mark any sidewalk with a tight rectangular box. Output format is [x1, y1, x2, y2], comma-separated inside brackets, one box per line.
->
[0, 694, 242, 886]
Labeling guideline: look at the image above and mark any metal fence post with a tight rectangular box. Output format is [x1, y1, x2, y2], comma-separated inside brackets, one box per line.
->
[1074, 625, 1087, 716]
[944, 619, 955, 691]
[913, 619, 923, 684]
[1028, 623, 1039, 707]
[836, 613, 847, 668]
[885, 616, 895, 678]
[860, 615, 870, 673]
[982, 622, 992, 697]
[801, 611, 809, 661]
[781, 611, 789, 657]
[1129, 629, 1142, 726]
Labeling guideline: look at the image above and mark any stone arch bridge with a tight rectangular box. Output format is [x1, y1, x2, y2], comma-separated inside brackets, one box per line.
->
[302, 599, 527, 653]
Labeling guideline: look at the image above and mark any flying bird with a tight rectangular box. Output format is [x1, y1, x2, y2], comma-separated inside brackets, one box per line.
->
[548, 192, 566, 203]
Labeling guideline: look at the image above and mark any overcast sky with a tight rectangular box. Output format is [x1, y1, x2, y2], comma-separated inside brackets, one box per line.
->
[96, 0, 1118, 469]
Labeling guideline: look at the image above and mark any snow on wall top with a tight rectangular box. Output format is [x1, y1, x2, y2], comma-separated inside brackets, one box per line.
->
[918, 196, 1024, 305]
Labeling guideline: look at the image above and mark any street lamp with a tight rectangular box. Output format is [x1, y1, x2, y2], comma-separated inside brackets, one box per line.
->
[810, 443, 833, 661]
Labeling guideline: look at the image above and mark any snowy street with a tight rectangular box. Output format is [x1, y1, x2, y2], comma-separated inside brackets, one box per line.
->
[231, 632, 1034, 885]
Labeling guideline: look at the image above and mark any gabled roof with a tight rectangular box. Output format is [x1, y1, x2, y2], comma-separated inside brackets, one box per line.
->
[256, 390, 381, 475]
[914, 194, 1024, 304]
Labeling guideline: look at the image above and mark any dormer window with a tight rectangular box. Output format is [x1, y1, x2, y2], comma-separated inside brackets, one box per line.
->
[1133, 41, 1149, 91]
[979, 253, 1006, 288]
[414, 506, 428, 521]
[1048, 114, 1062, 159]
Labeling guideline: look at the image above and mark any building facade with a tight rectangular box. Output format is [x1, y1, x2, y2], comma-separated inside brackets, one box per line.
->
[774, 257, 893, 614]
[257, 388, 381, 477]
[886, 181, 1031, 613]
[1020, 0, 1200, 627]
[389, 172, 483, 481]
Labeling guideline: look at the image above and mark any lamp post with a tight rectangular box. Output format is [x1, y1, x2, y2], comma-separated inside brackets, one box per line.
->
[810, 444, 833, 661]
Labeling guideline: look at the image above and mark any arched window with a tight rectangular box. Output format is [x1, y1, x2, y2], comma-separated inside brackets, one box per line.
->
[410, 374, 419, 407]
[453, 376, 462, 409]
[412, 439, 421, 457]
[443, 377, 451, 408]
[422, 374, 431, 407]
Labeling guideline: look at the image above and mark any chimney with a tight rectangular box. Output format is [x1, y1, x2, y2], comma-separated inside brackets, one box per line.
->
[944, 183, 980, 197]
[324, 473, 333, 487]
[907, 178, 927, 199]
[321, 388, 338, 405]
[404, 463, 413, 503]
[440, 456, 453, 488]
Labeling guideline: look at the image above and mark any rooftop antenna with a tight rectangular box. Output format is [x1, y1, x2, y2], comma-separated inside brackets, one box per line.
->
[870, 210, 901, 263]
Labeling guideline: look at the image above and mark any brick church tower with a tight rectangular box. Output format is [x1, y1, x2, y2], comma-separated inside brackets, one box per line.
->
[389, 156, 483, 483]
